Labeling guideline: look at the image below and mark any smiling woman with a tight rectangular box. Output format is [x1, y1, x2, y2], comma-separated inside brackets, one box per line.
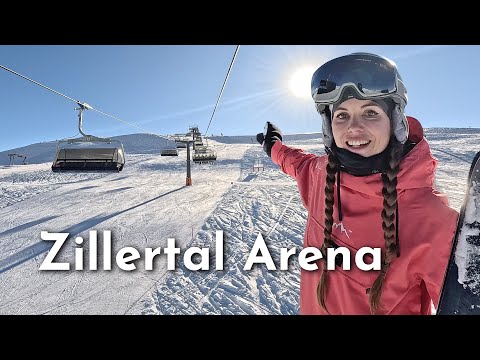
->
[258, 52, 460, 315]
[289, 66, 316, 98]
[331, 98, 392, 158]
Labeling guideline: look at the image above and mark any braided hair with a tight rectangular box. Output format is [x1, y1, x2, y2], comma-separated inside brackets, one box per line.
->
[316, 152, 338, 314]
[316, 136, 405, 314]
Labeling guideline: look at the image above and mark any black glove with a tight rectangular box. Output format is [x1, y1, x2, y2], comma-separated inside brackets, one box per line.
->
[256, 121, 283, 157]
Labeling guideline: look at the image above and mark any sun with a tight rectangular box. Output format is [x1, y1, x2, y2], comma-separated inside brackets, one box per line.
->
[289, 66, 316, 99]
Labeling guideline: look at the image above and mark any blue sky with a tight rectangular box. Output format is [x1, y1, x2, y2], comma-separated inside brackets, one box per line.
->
[1, 45, 479, 152]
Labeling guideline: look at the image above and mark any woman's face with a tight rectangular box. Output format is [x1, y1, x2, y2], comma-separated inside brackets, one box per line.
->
[331, 98, 391, 157]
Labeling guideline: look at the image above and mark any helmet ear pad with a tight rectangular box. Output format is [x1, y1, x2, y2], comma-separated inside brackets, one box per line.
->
[320, 106, 334, 148]
[391, 103, 409, 144]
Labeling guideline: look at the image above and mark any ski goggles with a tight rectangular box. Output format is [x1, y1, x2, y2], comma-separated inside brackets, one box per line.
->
[311, 53, 407, 110]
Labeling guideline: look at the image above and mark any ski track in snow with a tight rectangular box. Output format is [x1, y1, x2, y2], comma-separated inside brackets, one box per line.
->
[0, 130, 477, 314]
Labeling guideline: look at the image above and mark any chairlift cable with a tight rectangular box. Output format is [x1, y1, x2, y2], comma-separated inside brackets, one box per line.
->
[204, 45, 240, 137]
[89, 107, 171, 140]
[0, 64, 80, 103]
[0, 63, 172, 140]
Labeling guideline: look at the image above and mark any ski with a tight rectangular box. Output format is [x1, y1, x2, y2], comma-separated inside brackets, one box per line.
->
[437, 151, 480, 314]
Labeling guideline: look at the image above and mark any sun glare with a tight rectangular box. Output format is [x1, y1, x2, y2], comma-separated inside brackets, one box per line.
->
[289, 66, 316, 99]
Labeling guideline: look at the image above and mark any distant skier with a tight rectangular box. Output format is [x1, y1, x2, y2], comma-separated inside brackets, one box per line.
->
[257, 52, 459, 315]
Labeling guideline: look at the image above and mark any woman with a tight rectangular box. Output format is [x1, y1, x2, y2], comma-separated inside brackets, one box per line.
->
[257, 52, 459, 315]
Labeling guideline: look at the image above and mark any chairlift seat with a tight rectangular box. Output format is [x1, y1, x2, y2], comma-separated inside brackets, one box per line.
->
[51, 137, 125, 172]
[161, 149, 179, 156]
[194, 145, 208, 153]
[192, 149, 217, 164]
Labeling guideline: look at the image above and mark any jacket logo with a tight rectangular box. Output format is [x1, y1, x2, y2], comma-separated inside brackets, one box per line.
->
[333, 222, 352, 239]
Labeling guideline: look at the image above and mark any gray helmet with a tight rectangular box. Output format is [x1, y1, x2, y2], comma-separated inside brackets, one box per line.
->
[311, 52, 409, 148]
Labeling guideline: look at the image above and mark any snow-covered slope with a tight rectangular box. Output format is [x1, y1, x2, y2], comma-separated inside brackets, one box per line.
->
[0, 129, 478, 314]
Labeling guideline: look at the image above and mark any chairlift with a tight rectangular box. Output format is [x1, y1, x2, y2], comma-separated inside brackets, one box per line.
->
[194, 145, 208, 152]
[192, 148, 217, 164]
[192, 138, 216, 164]
[161, 149, 179, 156]
[51, 103, 126, 172]
[194, 136, 203, 146]
[8, 153, 27, 166]
[175, 140, 187, 149]
[161, 138, 179, 156]
[189, 125, 200, 138]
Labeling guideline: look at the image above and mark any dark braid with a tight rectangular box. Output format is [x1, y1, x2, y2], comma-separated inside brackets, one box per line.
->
[368, 137, 404, 314]
[316, 152, 338, 314]
[317, 137, 405, 314]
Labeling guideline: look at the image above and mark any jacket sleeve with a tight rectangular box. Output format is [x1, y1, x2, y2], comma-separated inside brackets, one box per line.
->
[413, 194, 459, 309]
[270, 141, 320, 209]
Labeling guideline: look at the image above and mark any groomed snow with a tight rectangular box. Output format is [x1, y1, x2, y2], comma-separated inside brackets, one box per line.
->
[0, 129, 478, 314]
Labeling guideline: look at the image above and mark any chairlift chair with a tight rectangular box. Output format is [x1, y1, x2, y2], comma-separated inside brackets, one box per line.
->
[192, 137, 217, 164]
[175, 140, 187, 149]
[192, 147, 216, 164]
[51, 103, 126, 172]
[194, 136, 203, 146]
[161, 138, 179, 156]
[161, 149, 179, 156]
[194, 145, 208, 152]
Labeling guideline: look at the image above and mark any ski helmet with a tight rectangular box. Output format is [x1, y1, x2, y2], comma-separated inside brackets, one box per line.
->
[311, 52, 409, 148]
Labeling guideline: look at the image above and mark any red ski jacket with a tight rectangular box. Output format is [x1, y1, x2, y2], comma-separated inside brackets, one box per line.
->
[271, 125, 458, 315]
